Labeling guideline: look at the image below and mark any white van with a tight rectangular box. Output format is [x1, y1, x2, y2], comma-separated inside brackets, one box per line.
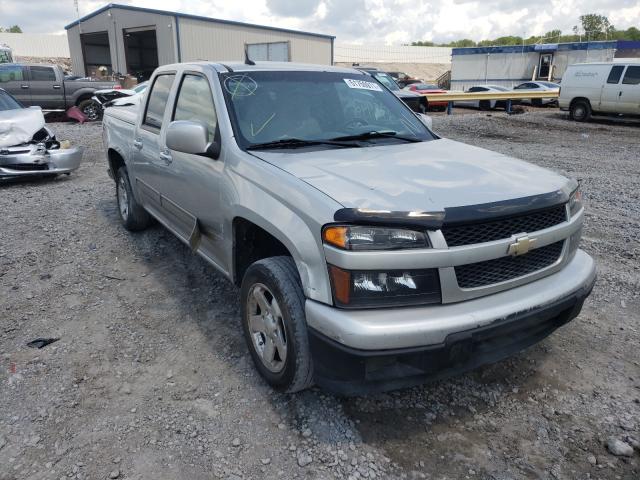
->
[559, 62, 640, 121]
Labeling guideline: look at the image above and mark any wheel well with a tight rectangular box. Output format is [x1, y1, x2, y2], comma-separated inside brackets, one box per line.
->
[570, 97, 591, 109]
[107, 149, 125, 180]
[75, 94, 93, 106]
[233, 218, 291, 286]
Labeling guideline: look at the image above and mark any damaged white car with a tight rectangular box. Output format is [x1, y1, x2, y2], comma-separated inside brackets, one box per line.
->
[0, 88, 83, 179]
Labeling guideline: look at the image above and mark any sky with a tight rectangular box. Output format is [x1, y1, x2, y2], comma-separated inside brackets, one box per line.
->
[1, 0, 638, 44]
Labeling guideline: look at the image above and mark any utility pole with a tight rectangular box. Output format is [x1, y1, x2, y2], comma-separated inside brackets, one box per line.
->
[74, 0, 82, 33]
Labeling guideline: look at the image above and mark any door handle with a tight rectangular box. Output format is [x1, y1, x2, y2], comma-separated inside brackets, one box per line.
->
[133, 139, 143, 150]
[619, 91, 622, 97]
[20, 85, 29, 89]
[53, 85, 61, 89]
[159, 150, 172, 165]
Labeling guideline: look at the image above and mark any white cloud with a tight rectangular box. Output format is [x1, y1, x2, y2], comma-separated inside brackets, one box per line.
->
[1, 0, 638, 44]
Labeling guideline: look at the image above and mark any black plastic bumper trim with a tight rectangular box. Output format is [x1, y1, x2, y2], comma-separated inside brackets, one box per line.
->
[308, 275, 595, 396]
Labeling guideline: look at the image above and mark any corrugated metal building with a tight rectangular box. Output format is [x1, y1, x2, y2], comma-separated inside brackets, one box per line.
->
[65, 3, 334, 78]
[450, 40, 640, 90]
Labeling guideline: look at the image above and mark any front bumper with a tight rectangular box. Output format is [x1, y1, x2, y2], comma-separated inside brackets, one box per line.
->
[306, 249, 595, 395]
[0, 146, 84, 178]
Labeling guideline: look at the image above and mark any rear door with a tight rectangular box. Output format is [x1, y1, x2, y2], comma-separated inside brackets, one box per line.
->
[600, 65, 625, 112]
[131, 73, 177, 223]
[27, 66, 65, 109]
[618, 66, 640, 114]
[0, 64, 30, 105]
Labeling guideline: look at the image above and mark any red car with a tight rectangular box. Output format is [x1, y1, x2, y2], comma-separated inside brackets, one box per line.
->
[405, 83, 448, 111]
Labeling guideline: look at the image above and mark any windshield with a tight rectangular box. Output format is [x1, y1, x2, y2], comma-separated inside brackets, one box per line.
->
[133, 82, 148, 93]
[371, 72, 399, 91]
[0, 90, 22, 110]
[220, 71, 434, 150]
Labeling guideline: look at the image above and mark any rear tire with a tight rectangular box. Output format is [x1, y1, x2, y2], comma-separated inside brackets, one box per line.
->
[115, 166, 151, 231]
[570, 100, 591, 122]
[240, 256, 314, 393]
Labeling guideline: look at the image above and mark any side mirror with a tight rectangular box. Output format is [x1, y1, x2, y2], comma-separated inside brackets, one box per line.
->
[166, 120, 219, 159]
[416, 113, 433, 130]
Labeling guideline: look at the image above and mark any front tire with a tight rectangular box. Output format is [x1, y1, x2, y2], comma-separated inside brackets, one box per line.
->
[240, 256, 314, 393]
[570, 99, 591, 122]
[115, 166, 151, 231]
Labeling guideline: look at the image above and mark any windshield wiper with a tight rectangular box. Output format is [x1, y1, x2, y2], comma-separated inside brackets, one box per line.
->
[330, 131, 422, 143]
[246, 138, 358, 150]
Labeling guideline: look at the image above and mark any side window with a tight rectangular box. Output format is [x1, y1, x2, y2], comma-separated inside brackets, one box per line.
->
[622, 66, 640, 85]
[607, 65, 625, 84]
[173, 74, 218, 141]
[30, 66, 56, 81]
[0, 65, 23, 83]
[143, 74, 176, 130]
[467, 87, 480, 92]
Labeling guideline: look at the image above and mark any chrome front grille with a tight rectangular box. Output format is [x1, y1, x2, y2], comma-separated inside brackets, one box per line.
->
[454, 241, 564, 289]
[441, 205, 567, 247]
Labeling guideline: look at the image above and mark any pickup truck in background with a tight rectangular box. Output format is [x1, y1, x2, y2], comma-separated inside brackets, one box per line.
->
[102, 61, 596, 395]
[0, 63, 116, 117]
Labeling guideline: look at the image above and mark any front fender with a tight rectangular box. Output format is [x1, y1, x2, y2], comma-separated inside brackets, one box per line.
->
[224, 158, 339, 305]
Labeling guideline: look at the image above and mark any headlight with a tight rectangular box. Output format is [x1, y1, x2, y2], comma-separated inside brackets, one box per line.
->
[568, 187, 582, 216]
[322, 225, 429, 251]
[328, 265, 441, 308]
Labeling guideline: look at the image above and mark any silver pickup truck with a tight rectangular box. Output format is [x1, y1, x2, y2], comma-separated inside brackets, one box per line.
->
[102, 61, 596, 395]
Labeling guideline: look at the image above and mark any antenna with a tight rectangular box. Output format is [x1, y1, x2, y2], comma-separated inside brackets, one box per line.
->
[244, 45, 255, 66]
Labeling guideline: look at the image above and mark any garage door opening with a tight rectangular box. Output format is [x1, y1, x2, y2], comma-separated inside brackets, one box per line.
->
[80, 31, 112, 78]
[124, 27, 158, 81]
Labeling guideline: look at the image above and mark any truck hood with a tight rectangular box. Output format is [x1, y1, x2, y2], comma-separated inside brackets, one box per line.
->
[251, 138, 570, 212]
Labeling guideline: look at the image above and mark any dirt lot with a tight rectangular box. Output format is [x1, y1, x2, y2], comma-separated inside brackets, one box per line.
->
[1, 111, 639, 480]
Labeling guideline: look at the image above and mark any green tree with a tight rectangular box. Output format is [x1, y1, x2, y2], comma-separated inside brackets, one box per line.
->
[577, 14, 614, 40]
[544, 29, 562, 41]
[0, 25, 22, 33]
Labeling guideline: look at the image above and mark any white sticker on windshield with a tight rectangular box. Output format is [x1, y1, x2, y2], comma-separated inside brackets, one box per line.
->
[344, 78, 383, 91]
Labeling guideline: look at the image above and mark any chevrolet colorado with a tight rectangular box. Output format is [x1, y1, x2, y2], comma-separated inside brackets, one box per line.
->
[102, 62, 596, 395]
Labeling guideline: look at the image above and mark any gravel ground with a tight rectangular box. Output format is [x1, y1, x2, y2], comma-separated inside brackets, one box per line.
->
[1, 111, 638, 480]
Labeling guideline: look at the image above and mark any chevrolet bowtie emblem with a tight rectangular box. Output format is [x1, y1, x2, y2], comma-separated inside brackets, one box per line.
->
[507, 235, 537, 256]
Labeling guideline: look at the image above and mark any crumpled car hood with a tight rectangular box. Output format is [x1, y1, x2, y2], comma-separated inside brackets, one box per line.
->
[0, 107, 45, 149]
[251, 138, 570, 212]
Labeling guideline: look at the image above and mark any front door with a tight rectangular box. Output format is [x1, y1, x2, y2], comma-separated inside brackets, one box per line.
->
[618, 65, 640, 114]
[164, 72, 225, 267]
[28, 66, 65, 109]
[0, 64, 30, 105]
[538, 54, 553, 80]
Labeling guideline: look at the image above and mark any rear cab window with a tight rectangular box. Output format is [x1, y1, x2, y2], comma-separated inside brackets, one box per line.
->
[143, 74, 176, 130]
[29, 66, 56, 81]
[622, 66, 640, 85]
[607, 65, 625, 84]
